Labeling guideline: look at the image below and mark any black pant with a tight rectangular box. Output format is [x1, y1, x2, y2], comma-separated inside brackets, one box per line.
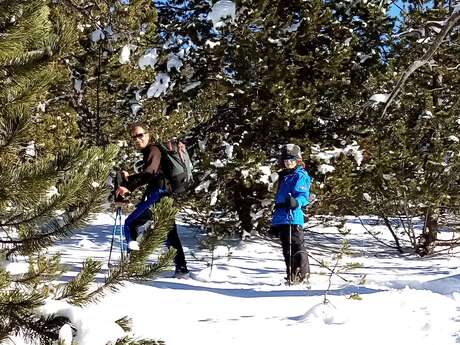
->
[127, 208, 187, 269]
[272, 224, 309, 280]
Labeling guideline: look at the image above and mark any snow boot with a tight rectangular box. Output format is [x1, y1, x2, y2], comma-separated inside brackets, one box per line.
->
[128, 240, 140, 251]
[172, 266, 190, 279]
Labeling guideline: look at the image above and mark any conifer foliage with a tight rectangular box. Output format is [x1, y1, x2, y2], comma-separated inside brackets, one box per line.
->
[43, 0, 159, 146]
[318, 1, 460, 255]
[0, 2, 174, 343]
[187, 0, 394, 236]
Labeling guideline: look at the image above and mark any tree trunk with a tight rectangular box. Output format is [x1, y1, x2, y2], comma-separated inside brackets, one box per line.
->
[432, 71, 443, 108]
[381, 215, 404, 253]
[416, 209, 439, 256]
[232, 181, 254, 235]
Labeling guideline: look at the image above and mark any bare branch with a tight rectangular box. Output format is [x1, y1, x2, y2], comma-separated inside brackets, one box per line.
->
[447, 63, 460, 70]
[381, 9, 460, 118]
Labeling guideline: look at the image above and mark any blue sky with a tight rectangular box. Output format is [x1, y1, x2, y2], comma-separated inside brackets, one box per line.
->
[389, 1, 403, 18]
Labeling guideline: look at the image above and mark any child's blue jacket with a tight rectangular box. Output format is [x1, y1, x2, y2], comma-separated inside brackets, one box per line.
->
[271, 166, 310, 226]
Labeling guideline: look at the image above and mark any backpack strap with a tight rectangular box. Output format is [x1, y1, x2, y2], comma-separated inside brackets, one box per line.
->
[177, 142, 186, 162]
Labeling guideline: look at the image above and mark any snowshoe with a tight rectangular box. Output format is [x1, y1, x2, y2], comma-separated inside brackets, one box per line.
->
[172, 267, 190, 279]
[284, 272, 310, 288]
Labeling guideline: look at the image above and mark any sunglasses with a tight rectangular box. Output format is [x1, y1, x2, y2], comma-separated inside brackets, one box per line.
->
[283, 158, 297, 163]
[131, 132, 146, 140]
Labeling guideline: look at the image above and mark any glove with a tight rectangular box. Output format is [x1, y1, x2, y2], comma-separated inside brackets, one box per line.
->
[287, 195, 298, 209]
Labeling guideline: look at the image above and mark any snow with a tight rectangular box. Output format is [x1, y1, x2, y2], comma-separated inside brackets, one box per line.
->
[183, 81, 202, 93]
[362, 193, 372, 202]
[58, 323, 73, 345]
[318, 163, 336, 174]
[426, 20, 447, 33]
[286, 20, 302, 33]
[8, 212, 460, 345]
[454, 4, 460, 14]
[4, 261, 29, 275]
[198, 139, 207, 151]
[37, 102, 46, 112]
[146, 72, 170, 98]
[268, 37, 283, 46]
[74, 79, 82, 93]
[420, 110, 433, 119]
[167, 53, 183, 72]
[25, 141, 36, 158]
[46, 186, 59, 198]
[119, 44, 132, 64]
[138, 49, 158, 70]
[369, 93, 390, 103]
[211, 159, 225, 168]
[448, 135, 459, 143]
[131, 103, 142, 115]
[257, 165, 273, 184]
[90, 29, 105, 43]
[195, 180, 211, 193]
[417, 36, 432, 44]
[208, 0, 236, 28]
[210, 188, 219, 206]
[312, 142, 363, 168]
[357, 51, 372, 63]
[222, 142, 234, 159]
[205, 39, 221, 48]
[37, 299, 125, 345]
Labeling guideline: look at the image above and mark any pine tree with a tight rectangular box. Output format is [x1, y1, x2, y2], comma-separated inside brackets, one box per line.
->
[0, 2, 174, 343]
[36, 0, 159, 146]
[377, 1, 459, 255]
[322, 1, 460, 255]
[185, 0, 394, 236]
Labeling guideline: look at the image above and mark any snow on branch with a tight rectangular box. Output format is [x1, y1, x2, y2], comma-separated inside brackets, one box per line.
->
[381, 6, 460, 118]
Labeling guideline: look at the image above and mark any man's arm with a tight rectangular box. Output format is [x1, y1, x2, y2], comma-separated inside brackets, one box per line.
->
[123, 145, 162, 192]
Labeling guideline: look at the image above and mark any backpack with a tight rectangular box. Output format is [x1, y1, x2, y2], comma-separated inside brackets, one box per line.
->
[156, 140, 194, 194]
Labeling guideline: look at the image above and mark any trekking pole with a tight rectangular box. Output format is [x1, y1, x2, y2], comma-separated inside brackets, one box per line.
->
[118, 206, 124, 263]
[288, 193, 294, 287]
[288, 222, 292, 286]
[108, 207, 120, 270]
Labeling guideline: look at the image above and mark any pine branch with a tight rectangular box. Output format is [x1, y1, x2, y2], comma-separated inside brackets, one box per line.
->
[64, 198, 177, 306]
[115, 336, 166, 345]
[0, 63, 59, 108]
[3, 312, 71, 344]
[55, 258, 102, 306]
[12, 253, 62, 285]
[0, 110, 29, 157]
[0, 3, 55, 66]
[0, 289, 48, 337]
[3, 191, 102, 256]
[115, 316, 133, 332]
[0, 145, 117, 255]
[0, 268, 11, 290]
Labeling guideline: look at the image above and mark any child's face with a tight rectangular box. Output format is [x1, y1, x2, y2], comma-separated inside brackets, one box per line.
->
[283, 158, 297, 169]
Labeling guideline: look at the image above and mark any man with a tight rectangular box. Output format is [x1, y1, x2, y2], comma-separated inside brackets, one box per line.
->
[115, 123, 189, 278]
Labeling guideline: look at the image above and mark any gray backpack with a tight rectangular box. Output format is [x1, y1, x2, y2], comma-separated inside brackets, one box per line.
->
[156, 141, 194, 194]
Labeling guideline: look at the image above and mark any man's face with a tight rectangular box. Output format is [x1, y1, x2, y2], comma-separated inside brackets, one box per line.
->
[130, 126, 150, 150]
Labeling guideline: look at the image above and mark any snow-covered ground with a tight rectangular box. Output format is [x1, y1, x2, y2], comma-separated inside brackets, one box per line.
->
[6, 212, 460, 345]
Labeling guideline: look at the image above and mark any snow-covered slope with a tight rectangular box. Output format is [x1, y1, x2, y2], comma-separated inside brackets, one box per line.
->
[6, 213, 460, 345]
